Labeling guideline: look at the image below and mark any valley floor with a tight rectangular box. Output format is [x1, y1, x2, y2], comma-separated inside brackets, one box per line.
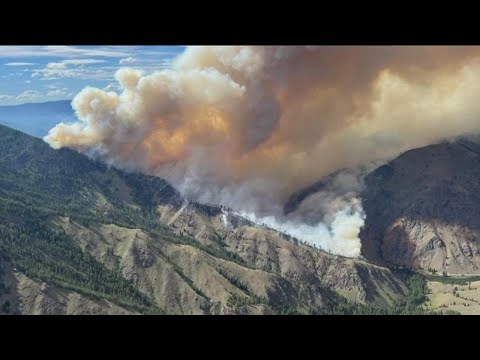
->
[425, 277, 480, 315]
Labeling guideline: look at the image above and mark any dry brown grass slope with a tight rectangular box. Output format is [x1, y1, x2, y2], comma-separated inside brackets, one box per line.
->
[49, 201, 408, 314]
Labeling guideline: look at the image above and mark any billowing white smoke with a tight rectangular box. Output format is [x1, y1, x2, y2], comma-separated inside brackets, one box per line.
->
[238, 197, 365, 258]
[237, 168, 368, 257]
[44, 46, 480, 257]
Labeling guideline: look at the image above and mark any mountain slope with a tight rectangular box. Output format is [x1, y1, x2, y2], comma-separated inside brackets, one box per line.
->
[0, 124, 413, 314]
[0, 101, 75, 138]
[360, 139, 480, 274]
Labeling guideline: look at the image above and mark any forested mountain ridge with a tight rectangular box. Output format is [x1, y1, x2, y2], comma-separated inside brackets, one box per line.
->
[0, 124, 434, 314]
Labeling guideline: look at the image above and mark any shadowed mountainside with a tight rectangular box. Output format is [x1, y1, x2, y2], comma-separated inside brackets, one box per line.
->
[360, 139, 480, 274]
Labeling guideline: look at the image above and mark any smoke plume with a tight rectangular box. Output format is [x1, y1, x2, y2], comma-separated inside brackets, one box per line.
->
[45, 46, 480, 256]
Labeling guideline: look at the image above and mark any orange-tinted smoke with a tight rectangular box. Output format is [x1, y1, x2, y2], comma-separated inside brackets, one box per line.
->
[45, 46, 480, 210]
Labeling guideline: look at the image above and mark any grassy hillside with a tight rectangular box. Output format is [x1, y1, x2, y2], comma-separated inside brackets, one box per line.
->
[0, 124, 439, 315]
[0, 125, 184, 313]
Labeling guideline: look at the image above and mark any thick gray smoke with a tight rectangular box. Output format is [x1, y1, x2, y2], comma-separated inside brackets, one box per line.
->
[44, 46, 480, 257]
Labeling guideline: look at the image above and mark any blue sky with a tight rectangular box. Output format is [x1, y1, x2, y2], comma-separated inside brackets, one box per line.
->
[0, 46, 185, 106]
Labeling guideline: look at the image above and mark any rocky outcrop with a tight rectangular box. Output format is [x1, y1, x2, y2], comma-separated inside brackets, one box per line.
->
[360, 140, 480, 274]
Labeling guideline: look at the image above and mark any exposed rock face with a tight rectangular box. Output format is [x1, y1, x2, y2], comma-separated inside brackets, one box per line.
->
[360, 140, 480, 274]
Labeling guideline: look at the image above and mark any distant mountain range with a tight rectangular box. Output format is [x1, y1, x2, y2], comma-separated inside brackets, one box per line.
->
[0, 100, 76, 138]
